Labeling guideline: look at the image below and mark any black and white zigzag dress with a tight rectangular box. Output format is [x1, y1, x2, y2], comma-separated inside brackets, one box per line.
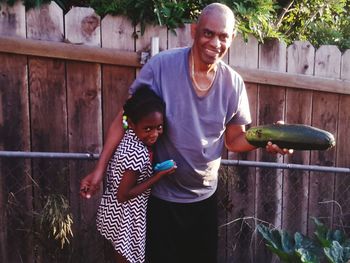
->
[96, 129, 152, 263]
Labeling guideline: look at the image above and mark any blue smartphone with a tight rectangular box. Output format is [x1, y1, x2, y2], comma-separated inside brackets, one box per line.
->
[154, 159, 175, 172]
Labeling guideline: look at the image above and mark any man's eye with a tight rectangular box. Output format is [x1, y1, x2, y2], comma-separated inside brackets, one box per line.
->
[220, 35, 229, 41]
[203, 30, 213, 37]
[145, 127, 152, 132]
[157, 125, 163, 130]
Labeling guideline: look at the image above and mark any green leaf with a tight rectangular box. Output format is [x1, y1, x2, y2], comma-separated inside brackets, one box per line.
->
[324, 241, 344, 263]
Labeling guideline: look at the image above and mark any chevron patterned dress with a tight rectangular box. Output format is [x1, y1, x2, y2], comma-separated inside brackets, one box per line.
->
[96, 129, 152, 263]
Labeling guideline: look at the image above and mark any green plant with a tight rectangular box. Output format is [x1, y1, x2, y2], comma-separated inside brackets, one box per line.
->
[258, 218, 350, 263]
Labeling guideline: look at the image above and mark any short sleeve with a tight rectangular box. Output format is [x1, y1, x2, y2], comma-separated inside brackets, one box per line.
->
[130, 60, 155, 96]
[227, 74, 252, 126]
[122, 149, 148, 173]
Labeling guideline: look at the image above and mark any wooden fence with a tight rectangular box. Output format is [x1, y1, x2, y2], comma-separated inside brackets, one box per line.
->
[0, 1, 350, 262]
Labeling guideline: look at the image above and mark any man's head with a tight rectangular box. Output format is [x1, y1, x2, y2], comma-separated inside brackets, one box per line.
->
[191, 3, 236, 66]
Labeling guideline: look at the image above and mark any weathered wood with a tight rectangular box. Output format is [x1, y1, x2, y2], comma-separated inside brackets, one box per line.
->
[230, 34, 259, 69]
[255, 38, 286, 263]
[287, 41, 314, 75]
[0, 35, 140, 67]
[334, 94, 350, 233]
[0, 52, 31, 263]
[315, 45, 341, 78]
[282, 41, 314, 235]
[341, 50, 350, 81]
[308, 46, 340, 235]
[65, 7, 103, 263]
[0, 1, 25, 37]
[1, 36, 350, 95]
[27, 3, 68, 261]
[0, 3, 31, 262]
[26, 2, 64, 41]
[135, 24, 167, 52]
[101, 15, 135, 139]
[223, 34, 259, 263]
[65, 7, 100, 46]
[235, 67, 350, 95]
[168, 23, 192, 48]
[224, 82, 258, 263]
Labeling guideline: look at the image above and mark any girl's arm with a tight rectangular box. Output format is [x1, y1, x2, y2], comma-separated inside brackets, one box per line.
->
[116, 167, 175, 203]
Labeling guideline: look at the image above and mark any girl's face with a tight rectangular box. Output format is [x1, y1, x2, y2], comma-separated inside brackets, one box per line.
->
[129, 111, 164, 146]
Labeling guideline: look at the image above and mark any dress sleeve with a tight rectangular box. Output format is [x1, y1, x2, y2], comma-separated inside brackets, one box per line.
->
[122, 146, 149, 173]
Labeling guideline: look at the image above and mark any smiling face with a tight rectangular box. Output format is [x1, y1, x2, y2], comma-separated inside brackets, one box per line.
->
[192, 4, 235, 67]
[129, 111, 164, 146]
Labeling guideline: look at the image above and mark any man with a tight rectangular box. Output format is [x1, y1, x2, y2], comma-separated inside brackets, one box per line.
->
[80, 3, 291, 263]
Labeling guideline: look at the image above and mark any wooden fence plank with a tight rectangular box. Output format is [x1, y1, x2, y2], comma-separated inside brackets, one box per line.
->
[27, 3, 69, 262]
[101, 15, 134, 139]
[0, 52, 31, 263]
[282, 41, 314, 235]
[255, 38, 286, 263]
[334, 51, 350, 234]
[0, 1, 25, 37]
[65, 7, 103, 263]
[26, 2, 64, 41]
[135, 24, 167, 53]
[99, 15, 135, 260]
[308, 46, 341, 235]
[341, 50, 350, 81]
[334, 93, 350, 233]
[65, 7, 100, 46]
[230, 34, 259, 69]
[168, 23, 192, 49]
[314, 45, 341, 78]
[223, 34, 259, 263]
[0, 2, 31, 263]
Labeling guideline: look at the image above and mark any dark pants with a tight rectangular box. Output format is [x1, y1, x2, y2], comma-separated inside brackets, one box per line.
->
[145, 193, 218, 263]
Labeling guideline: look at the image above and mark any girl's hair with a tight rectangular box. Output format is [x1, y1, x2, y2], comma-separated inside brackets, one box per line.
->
[123, 86, 166, 124]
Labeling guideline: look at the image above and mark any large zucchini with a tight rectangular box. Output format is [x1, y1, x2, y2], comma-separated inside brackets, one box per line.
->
[245, 123, 335, 150]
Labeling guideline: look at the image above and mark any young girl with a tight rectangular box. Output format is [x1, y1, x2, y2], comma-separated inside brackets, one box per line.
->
[95, 86, 175, 263]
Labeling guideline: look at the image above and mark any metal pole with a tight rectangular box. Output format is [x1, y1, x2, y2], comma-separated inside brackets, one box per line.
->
[0, 151, 349, 173]
[0, 151, 99, 160]
[221, 159, 350, 173]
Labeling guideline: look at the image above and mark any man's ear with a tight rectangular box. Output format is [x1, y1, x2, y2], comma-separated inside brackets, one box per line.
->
[190, 23, 197, 39]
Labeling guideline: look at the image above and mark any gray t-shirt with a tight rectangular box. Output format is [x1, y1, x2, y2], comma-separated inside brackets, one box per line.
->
[130, 47, 251, 203]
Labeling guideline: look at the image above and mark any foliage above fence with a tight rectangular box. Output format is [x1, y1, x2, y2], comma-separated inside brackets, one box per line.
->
[1, 0, 349, 50]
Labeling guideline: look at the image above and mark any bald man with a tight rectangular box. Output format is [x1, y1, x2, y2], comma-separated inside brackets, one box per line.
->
[81, 3, 290, 262]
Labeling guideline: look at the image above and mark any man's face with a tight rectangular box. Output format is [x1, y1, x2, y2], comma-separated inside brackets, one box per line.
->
[193, 13, 234, 65]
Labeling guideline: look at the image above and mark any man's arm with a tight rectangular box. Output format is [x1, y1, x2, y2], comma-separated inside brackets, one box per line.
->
[80, 110, 124, 198]
[225, 123, 293, 154]
[224, 124, 256, 152]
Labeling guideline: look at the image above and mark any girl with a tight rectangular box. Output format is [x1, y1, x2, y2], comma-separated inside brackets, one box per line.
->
[95, 86, 175, 263]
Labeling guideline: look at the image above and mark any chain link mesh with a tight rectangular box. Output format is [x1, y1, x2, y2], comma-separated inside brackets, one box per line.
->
[1, 154, 349, 263]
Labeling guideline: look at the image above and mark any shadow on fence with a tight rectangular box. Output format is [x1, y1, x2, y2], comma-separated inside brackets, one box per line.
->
[1, 151, 350, 263]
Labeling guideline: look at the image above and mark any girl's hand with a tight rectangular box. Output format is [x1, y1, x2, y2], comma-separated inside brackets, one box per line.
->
[80, 172, 101, 199]
[155, 163, 177, 177]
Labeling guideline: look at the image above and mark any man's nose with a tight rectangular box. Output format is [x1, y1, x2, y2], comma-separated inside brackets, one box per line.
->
[209, 36, 220, 47]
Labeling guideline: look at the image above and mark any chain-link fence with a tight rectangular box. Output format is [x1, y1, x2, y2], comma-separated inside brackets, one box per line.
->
[1, 151, 350, 263]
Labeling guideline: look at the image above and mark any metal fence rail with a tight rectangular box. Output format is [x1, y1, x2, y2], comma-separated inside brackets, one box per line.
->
[1, 150, 349, 173]
[1, 150, 350, 263]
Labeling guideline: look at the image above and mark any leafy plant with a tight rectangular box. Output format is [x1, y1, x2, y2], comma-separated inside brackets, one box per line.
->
[258, 218, 350, 263]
